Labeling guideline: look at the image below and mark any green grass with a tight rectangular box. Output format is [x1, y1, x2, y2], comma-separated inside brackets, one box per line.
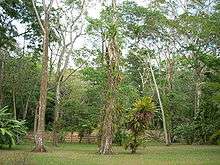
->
[0, 142, 220, 165]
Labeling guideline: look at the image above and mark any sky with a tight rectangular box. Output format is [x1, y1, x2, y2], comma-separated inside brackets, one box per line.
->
[87, 0, 149, 18]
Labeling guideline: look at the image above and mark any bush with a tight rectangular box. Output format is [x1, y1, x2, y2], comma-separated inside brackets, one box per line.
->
[113, 129, 127, 146]
[209, 130, 220, 145]
[0, 107, 27, 148]
[173, 123, 195, 144]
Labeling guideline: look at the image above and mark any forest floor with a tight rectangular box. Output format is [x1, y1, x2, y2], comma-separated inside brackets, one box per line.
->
[0, 142, 220, 165]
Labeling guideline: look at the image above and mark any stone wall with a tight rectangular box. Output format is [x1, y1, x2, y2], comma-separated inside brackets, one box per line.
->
[26, 131, 97, 143]
[26, 130, 163, 144]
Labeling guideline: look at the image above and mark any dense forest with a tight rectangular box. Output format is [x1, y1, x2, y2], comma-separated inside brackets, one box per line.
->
[0, 0, 219, 156]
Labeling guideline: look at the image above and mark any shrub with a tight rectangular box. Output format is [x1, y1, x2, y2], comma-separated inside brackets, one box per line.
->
[0, 107, 27, 148]
[123, 97, 155, 153]
[173, 123, 195, 144]
[113, 129, 127, 146]
[209, 130, 220, 145]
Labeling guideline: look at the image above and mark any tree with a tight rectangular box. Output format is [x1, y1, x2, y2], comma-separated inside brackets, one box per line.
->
[119, 1, 173, 145]
[98, 0, 123, 154]
[0, 0, 42, 111]
[51, 0, 86, 146]
[32, 0, 54, 152]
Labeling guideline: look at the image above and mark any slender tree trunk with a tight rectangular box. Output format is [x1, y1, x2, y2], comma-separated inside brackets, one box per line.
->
[191, 54, 203, 143]
[21, 95, 25, 113]
[52, 36, 70, 146]
[0, 54, 4, 109]
[33, 12, 49, 152]
[23, 81, 37, 120]
[71, 131, 73, 143]
[34, 102, 39, 135]
[193, 55, 203, 117]
[53, 80, 61, 146]
[166, 59, 174, 144]
[167, 59, 174, 91]
[12, 87, 16, 120]
[139, 71, 145, 96]
[52, 11, 82, 145]
[23, 93, 31, 120]
[148, 57, 170, 146]
[195, 82, 201, 114]
[194, 75, 202, 117]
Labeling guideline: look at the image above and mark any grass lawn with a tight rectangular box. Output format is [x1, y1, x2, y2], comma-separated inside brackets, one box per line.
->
[0, 142, 220, 165]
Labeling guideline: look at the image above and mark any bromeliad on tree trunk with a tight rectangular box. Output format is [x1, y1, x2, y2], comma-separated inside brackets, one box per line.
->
[99, 0, 122, 155]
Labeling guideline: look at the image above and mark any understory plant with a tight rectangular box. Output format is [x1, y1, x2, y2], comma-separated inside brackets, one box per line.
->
[124, 97, 155, 153]
[0, 107, 27, 148]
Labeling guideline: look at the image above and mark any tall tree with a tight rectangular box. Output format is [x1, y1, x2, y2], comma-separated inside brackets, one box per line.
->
[99, 0, 121, 154]
[32, 0, 54, 152]
[51, 0, 86, 146]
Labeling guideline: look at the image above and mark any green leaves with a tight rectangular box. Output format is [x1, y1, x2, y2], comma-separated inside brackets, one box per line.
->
[86, 5, 123, 47]
[0, 128, 6, 135]
[120, 1, 169, 40]
[0, 107, 27, 148]
[133, 97, 156, 113]
[123, 97, 155, 153]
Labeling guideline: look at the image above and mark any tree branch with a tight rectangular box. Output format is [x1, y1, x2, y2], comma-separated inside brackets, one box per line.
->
[32, 0, 46, 34]
[46, 0, 54, 12]
[61, 61, 87, 84]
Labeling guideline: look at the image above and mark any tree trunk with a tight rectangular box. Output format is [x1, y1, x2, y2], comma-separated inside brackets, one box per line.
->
[99, 94, 114, 154]
[52, 41, 67, 146]
[166, 59, 174, 144]
[194, 77, 202, 116]
[71, 132, 73, 143]
[0, 54, 4, 109]
[34, 102, 39, 135]
[12, 87, 16, 120]
[52, 80, 61, 146]
[193, 56, 203, 117]
[139, 71, 145, 96]
[99, 40, 119, 154]
[33, 12, 49, 152]
[131, 135, 137, 154]
[23, 92, 31, 120]
[99, 0, 119, 155]
[52, 40, 64, 146]
[148, 56, 170, 146]
[87, 133, 91, 144]
[52, 17, 78, 145]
